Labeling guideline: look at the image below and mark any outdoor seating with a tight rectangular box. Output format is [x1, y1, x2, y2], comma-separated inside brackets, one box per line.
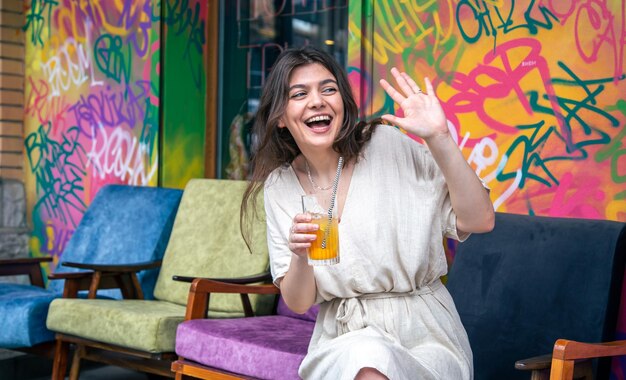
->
[447, 212, 626, 380]
[46, 179, 273, 379]
[171, 212, 626, 380]
[0, 184, 182, 354]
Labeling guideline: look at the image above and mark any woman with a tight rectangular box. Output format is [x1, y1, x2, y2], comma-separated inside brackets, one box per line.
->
[241, 46, 494, 380]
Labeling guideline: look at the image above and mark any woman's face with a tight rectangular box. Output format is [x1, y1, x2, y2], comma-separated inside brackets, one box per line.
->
[279, 62, 345, 153]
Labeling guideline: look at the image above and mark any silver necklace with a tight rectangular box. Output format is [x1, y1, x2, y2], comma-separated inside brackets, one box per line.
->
[305, 158, 342, 191]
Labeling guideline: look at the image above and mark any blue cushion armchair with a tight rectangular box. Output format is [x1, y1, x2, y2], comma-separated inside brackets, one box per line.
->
[0, 185, 183, 352]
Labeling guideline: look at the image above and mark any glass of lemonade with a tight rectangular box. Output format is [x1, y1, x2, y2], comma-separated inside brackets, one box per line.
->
[301, 194, 340, 266]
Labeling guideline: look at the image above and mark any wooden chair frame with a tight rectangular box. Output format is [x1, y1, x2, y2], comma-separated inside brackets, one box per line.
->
[51, 271, 273, 380]
[170, 278, 280, 380]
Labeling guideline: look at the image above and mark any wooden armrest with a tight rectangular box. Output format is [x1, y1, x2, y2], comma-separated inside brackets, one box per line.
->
[191, 278, 280, 295]
[549, 340, 626, 380]
[172, 271, 272, 284]
[49, 261, 161, 300]
[515, 353, 552, 371]
[0, 257, 53, 287]
[552, 339, 626, 361]
[62, 260, 162, 272]
[48, 271, 94, 280]
[0, 257, 52, 265]
[185, 278, 280, 320]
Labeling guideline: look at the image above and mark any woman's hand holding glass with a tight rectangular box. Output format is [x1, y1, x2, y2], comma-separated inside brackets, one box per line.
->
[288, 213, 318, 258]
[379, 67, 449, 141]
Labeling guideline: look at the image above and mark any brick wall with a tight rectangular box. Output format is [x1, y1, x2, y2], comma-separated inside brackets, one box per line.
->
[0, 0, 28, 282]
[0, 0, 24, 180]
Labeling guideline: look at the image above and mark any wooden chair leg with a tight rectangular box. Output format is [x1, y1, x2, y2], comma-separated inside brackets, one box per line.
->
[51, 338, 69, 380]
[69, 344, 83, 380]
[550, 358, 574, 380]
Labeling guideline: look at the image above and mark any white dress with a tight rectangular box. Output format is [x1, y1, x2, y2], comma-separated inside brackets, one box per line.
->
[264, 126, 473, 380]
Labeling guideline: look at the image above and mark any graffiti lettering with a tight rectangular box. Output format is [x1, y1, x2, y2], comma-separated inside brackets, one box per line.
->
[24, 124, 88, 228]
[41, 222, 74, 258]
[24, 0, 58, 47]
[87, 124, 158, 186]
[93, 34, 133, 85]
[41, 35, 103, 97]
[443, 38, 563, 136]
[543, 0, 624, 81]
[25, 77, 71, 130]
[456, 0, 559, 48]
[529, 61, 621, 156]
[69, 80, 152, 133]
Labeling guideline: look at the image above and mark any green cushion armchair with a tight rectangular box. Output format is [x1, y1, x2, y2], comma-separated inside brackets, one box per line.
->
[46, 179, 273, 379]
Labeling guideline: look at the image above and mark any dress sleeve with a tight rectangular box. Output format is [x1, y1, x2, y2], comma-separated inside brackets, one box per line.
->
[263, 179, 295, 287]
[412, 143, 471, 242]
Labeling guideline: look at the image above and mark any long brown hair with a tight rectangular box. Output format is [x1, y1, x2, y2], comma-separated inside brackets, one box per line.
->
[240, 46, 379, 249]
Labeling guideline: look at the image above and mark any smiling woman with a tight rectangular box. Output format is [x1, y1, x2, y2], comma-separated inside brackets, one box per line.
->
[240, 46, 494, 380]
[278, 63, 345, 163]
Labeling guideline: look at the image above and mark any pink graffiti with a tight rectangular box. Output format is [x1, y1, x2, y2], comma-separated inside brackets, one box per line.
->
[442, 38, 564, 146]
[542, 0, 625, 81]
[25, 77, 72, 132]
[522, 171, 605, 218]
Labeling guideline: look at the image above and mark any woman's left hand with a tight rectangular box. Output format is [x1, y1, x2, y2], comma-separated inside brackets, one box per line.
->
[379, 68, 449, 140]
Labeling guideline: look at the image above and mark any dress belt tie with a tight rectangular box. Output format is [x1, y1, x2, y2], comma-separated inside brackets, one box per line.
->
[335, 279, 443, 336]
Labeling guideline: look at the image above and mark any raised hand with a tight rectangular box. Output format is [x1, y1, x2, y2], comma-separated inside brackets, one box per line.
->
[379, 68, 449, 141]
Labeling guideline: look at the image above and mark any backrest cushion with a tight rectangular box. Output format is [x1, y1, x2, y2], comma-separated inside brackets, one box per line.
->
[447, 212, 626, 380]
[50, 185, 183, 299]
[153, 179, 272, 317]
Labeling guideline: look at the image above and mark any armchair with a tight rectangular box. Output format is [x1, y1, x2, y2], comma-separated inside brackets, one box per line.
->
[0, 184, 182, 353]
[171, 212, 625, 380]
[447, 212, 626, 380]
[46, 179, 274, 379]
[172, 279, 317, 380]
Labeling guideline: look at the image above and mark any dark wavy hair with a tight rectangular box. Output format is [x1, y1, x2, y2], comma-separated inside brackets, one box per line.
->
[240, 46, 379, 249]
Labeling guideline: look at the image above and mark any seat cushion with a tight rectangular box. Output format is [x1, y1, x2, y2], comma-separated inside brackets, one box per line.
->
[176, 316, 315, 380]
[47, 298, 186, 353]
[0, 284, 57, 348]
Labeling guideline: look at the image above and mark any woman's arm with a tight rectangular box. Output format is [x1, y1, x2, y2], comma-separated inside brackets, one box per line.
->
[278, 212, 318, 314]
[379, 68, 494, 233]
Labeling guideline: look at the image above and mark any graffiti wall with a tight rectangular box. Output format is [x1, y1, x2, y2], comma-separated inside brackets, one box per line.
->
[23, 0, 161, 269]
[348, 0, 624, 221]
[348, 0, 625, 376]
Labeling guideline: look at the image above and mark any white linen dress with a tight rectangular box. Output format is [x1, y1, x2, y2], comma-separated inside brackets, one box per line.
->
[264, 126, 473, 380]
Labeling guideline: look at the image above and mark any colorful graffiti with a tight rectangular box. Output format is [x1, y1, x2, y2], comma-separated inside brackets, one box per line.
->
[348, 0, 624, 222]
[348, 0, 625, 377]
[23, 0, 161, 268]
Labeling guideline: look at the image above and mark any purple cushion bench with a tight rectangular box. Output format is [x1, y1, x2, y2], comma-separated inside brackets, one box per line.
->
[172, 279, 318, 379]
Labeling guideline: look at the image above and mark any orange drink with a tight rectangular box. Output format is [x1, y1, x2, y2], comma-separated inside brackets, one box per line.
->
[308, 213, 340, 265]
[301, 194, 340, 266]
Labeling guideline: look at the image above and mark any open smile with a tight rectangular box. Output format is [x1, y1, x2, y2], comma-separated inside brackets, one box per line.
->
[304, 114, 333, 128]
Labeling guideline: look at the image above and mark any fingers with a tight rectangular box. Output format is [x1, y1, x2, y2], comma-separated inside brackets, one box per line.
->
[380, 114, 401, 127]
[391, 67, 416, 97]
[380, 78, 405, 105]
[424, 77, 435, 97]
[288, 214, 318, 254]
[399, 70, 422, 95]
